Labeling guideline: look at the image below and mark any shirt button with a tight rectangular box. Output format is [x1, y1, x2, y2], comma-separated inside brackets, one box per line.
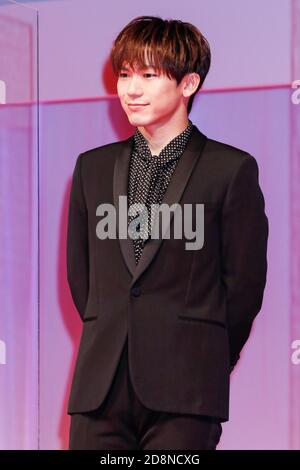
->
[131, 286, 141, 297]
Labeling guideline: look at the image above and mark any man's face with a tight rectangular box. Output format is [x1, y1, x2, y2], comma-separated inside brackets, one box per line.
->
[117, 60, 188, 129]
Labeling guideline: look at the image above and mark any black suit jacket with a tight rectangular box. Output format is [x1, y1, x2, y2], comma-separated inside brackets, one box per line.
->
[66, 124, 268, 421]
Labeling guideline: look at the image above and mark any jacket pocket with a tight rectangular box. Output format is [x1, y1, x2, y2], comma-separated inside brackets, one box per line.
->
[177, 314, 226, 328]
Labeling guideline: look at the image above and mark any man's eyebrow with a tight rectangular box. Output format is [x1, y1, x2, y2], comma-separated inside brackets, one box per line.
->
[120, 65, 156, 71]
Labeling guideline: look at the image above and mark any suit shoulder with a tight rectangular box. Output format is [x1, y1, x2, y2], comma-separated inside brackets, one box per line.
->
[80, 137, 132, 163]
[204, 137, 252, 167]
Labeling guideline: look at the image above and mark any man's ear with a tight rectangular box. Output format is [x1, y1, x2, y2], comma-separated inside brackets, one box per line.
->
[183, 73, 201, 97]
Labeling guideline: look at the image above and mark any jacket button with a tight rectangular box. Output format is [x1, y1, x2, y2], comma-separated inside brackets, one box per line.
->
[131, 286, 141, 297]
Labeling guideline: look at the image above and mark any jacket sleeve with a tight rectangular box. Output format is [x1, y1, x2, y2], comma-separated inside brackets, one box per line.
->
[66, 153, 89, 321]
[220, 154, 269, 371]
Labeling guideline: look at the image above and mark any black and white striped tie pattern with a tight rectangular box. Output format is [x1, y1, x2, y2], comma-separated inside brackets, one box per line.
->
[127, 118, 194, 265]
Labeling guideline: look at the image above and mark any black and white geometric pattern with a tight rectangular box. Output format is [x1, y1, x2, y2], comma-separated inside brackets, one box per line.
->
[127, 118, 194, 265]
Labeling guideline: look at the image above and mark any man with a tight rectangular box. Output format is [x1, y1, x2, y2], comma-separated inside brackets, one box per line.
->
[67, 16, 268, 450]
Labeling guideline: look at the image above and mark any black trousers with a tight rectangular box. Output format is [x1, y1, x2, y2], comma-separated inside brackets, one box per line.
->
[69, 338, 222, 450]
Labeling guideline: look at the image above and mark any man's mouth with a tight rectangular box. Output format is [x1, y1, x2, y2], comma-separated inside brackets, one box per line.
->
[127, 103, 149, 111]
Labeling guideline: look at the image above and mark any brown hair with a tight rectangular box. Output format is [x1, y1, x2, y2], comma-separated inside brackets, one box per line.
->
[110, 15, 211, 114]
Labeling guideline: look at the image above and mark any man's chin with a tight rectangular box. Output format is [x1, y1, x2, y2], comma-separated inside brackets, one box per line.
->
[127, 116, 149, 127]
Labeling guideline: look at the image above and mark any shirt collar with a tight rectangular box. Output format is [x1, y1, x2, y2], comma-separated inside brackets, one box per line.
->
[133, 118, 194, 167]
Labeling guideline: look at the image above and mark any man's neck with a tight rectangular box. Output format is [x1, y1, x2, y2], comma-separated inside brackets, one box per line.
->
[138, 118, 189, 156]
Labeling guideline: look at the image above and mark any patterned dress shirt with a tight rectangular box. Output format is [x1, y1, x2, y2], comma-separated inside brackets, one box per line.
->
[127, 118, 194, 265]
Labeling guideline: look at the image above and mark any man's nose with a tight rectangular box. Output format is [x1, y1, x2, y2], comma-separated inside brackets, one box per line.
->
[127, 76, 143, 95]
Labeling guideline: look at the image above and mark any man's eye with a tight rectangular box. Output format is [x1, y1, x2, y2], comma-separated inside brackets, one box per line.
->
[118, 72, 157, 78]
